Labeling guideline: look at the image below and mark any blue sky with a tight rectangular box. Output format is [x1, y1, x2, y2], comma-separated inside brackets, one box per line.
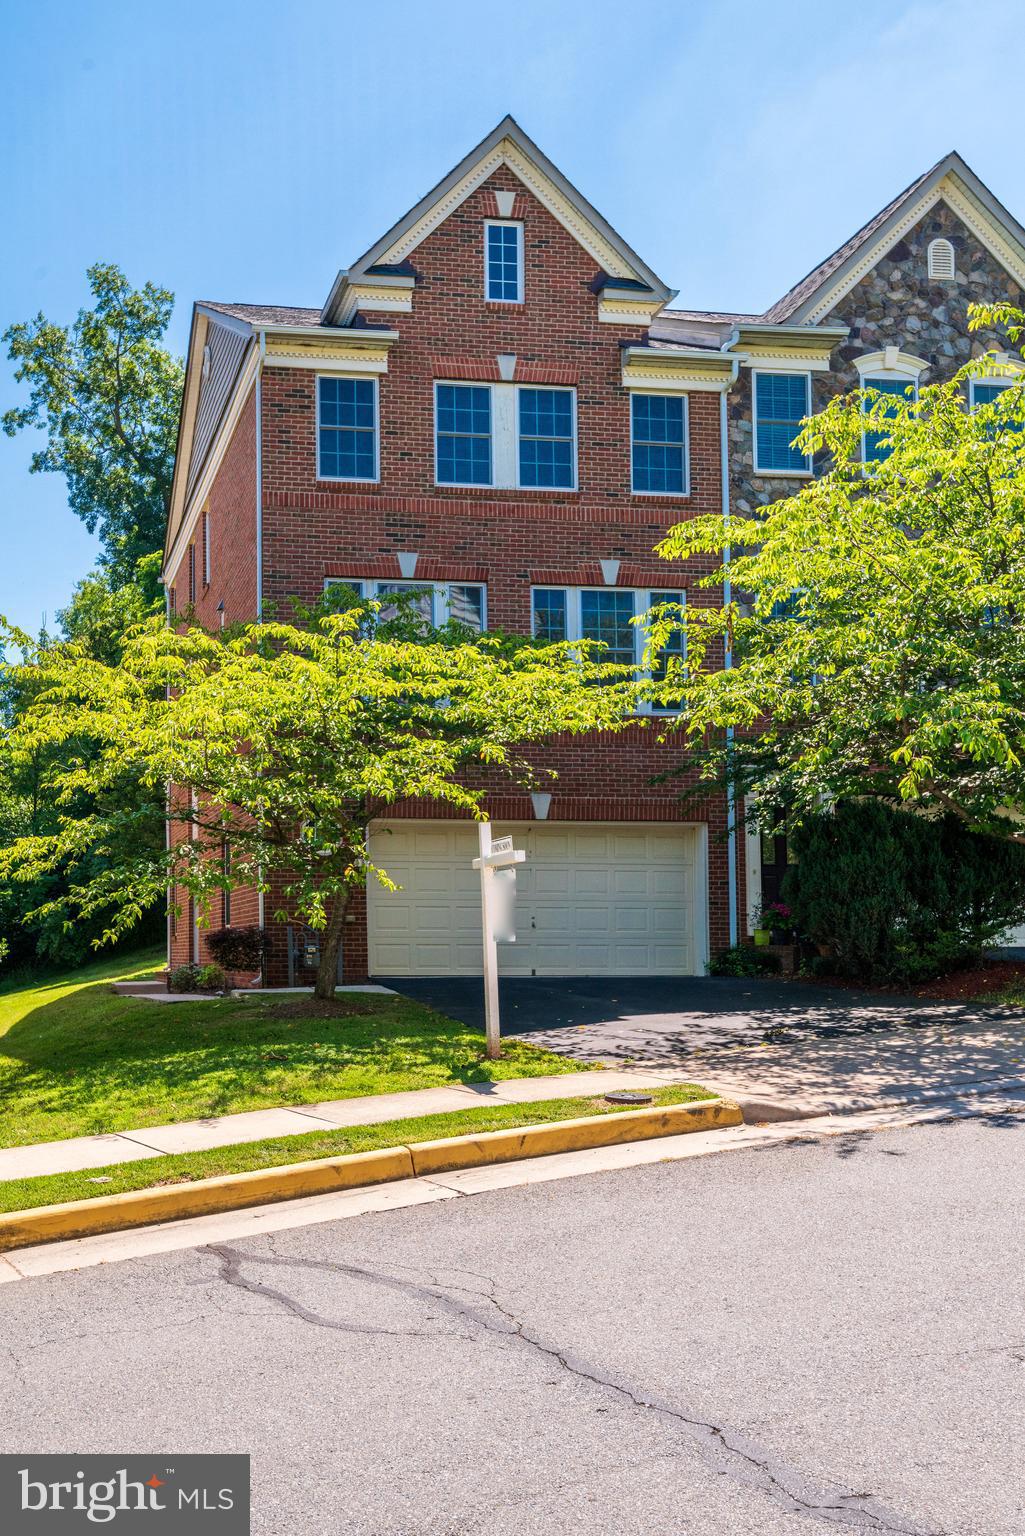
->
[1, 0, 1020, 635]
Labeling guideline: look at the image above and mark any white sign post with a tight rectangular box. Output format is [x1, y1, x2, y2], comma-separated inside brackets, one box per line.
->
[472, 822, 525, 1059]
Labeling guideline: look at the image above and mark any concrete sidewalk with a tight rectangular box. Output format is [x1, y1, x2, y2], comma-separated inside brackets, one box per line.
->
[0, 1068, 699, 1184]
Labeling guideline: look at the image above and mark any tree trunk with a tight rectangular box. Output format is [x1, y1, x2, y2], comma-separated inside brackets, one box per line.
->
[314, 890, 349, 1001]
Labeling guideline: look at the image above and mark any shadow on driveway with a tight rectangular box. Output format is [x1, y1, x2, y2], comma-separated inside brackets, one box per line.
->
[380, 975, 1025, 1105]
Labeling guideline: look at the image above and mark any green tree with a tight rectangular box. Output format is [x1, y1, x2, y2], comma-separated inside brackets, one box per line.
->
[656, 308, 1025, 844]
[0, 610, 638, 1000]
[3, 264, 183, 589]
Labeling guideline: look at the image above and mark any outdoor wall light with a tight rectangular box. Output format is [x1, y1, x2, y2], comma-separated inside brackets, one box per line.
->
[530, 791, 552, 821]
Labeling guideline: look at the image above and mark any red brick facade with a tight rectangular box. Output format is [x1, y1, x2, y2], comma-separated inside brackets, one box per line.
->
[166, 155, 736, 983]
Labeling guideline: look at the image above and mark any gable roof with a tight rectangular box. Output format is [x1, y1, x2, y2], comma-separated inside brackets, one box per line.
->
[321, 114, 674, 324]
[763, 152, 1025, 324]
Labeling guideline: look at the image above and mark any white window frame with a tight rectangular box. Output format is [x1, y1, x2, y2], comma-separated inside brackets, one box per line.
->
[202, 511, 210, 587]
[324, 577, 487, 631]
[969, 374, 1023, 409]
[515, 385, 577, 492]
[433, 380, 494, 488]
[751, 369, 813, 478]
[484, 220, 524, 304]
[629, 391, 690, 497]
[434, 381, 578, 492]
[529, 585, 686, 714]
[856, 353, 922, 464]
[316, 373, 380, 484]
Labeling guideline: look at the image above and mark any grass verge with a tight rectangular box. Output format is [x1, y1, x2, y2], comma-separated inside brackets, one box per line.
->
[0, 949, 586, 1149]
[0, 1085, 712, 1214]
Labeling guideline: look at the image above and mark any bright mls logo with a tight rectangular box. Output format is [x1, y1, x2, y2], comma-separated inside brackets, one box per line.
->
[0, 1455, 249, 1532]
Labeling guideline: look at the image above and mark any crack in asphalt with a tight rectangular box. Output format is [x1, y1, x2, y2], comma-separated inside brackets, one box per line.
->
[210, 1245, 472, 1341]
[207, 1243, 941, 1535]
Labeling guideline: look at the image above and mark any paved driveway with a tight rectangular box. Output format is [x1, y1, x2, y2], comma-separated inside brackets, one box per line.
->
[385, 974, 1025, 1112]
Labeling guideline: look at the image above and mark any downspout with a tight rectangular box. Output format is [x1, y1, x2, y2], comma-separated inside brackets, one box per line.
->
[721, 387, 739, 948]
[158, 573, 172, 969]
[255, 331, 266, 932]
[255, 330, 266, 621]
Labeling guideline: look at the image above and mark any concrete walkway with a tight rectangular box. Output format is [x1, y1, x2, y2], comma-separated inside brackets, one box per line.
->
[0, 1068, 696, 1185]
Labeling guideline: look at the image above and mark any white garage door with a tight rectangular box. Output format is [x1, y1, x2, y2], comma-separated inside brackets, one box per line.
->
[367, 822, 706, 977]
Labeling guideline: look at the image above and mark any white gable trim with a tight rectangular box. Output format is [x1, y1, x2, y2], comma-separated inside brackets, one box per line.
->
[375, 140, 634, 281]
[322, 117, 673, 323]
[804, 174, 1025, 325]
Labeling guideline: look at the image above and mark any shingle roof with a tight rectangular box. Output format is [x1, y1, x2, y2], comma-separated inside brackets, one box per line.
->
[199, 300, 324, 327]
[760, 160, 943, 322]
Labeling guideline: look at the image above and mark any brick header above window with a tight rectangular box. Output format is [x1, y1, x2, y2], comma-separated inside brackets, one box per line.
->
[323, 558, 488, 583]
[428, 356, 580, 385]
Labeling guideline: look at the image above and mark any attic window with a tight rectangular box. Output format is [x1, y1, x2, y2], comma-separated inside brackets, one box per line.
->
[927, 238, 955, 280]
[202, 344, 211, 380]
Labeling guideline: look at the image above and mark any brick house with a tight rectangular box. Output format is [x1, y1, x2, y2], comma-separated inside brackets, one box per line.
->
[163, 125, 1025, 983]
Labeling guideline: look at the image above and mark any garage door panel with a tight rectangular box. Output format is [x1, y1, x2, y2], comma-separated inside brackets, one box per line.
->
[368, 821, 705, 977]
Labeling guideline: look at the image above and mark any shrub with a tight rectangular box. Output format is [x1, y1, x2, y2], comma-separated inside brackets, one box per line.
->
[168, 964, 200, 992]
[196, 963, 227, 993]
[708, 945, 783, 977]
[205, 926, 267, 973]
[783, 803, 1025, 984]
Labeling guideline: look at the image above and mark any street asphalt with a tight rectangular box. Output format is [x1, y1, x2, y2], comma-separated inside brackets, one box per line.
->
[2, 1111, 1024, 1534]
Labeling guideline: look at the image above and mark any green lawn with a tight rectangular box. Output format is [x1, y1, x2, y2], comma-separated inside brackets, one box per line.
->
[0, 1084, 713, 1214]
[0, 948, 586, 1149]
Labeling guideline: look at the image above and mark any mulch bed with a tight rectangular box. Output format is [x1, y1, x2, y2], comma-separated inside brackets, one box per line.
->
[797, 960, 1025, 1002]
[908, 960, 1025, 1001]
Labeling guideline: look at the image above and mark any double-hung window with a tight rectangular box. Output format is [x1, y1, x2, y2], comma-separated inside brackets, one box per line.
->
[435, 383, 576, 489]
[631, 394, 688, 494]
[436, 384, 492, 485]
[485, 221, 523, 303]
[753, 372, 812, 474]
[531, 586, 685, 712]
[325, 578, 486, 633]
[862, 376, 916, 463]
[518, 388, 575, 488]
[648, 591, 686, 698]
[317, 376, 377, 481]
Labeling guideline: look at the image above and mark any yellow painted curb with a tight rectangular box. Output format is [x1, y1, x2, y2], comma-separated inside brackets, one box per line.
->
[0, 1146, 414, 1254]
[0, 1097, 742, 1254]
[408, 1097, 742, 1175]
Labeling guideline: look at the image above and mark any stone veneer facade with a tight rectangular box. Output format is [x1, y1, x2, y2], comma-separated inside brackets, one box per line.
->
[729, 202, 1025, 517]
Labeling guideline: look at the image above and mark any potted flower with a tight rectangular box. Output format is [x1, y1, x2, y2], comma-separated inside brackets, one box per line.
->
[753, 900, 793, 947]
[765, 901, 794, 944]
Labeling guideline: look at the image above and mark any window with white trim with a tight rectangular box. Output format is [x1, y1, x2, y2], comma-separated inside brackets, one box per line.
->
[518, 388, 575, 488]
[317, 375, 378, 482]
[434, 382, 576, 490]
[631, 393, 688, 494]
[485, 221, 523, 303]
[325, 578, 486, 633]
[862, 376, 917, 462]
[970, 375, 1025, 434]
[927, 238, 955, 280]
[753, 372, 812, 474]
[202, 511, 210, 587]
[530, 586, 685, 712]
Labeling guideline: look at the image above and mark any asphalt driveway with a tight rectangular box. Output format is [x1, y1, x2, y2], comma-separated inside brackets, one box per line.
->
[383, 974, 1025, 1112]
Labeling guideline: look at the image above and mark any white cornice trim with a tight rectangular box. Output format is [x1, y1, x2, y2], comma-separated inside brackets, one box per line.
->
[737, 352, 833, 373]
[622, 349, 738, 393]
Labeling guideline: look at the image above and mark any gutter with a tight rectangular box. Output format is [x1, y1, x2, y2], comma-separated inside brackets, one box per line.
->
[255, 331, 266, 934]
